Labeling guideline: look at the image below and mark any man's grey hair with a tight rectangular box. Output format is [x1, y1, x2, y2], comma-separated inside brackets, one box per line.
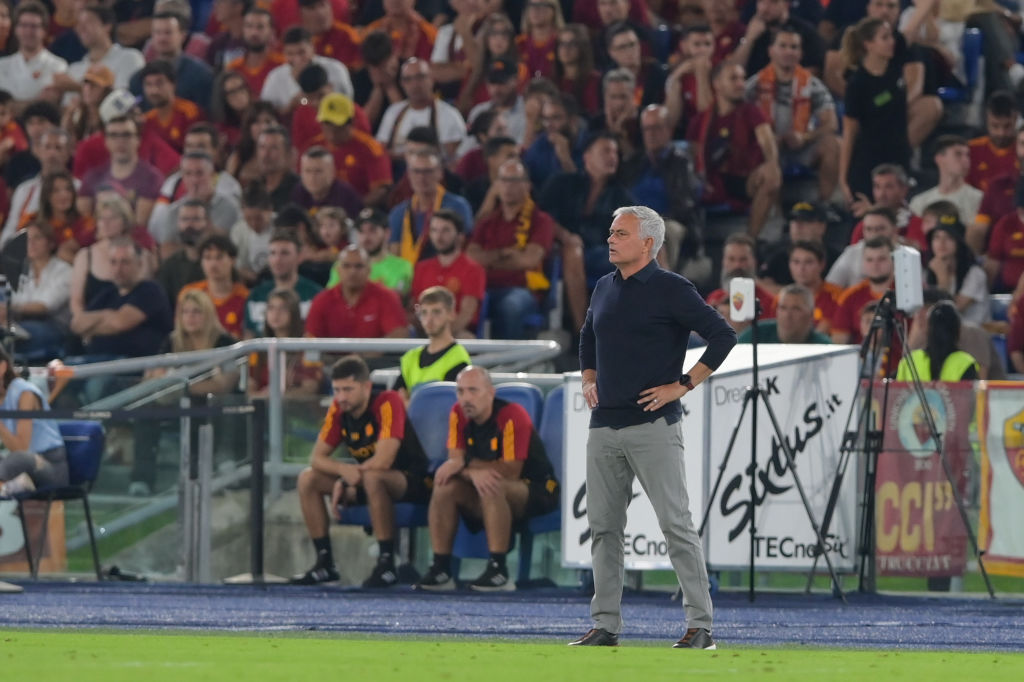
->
[603, 67, 636, 90]
[778, 283, 815, 311]
[871, 163, 909, 186]
[613, 205, 664, 256]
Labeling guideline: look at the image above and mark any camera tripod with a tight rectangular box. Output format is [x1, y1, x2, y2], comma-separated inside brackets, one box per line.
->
[806, 292, 995, 597]
[697, 300, 845, 602]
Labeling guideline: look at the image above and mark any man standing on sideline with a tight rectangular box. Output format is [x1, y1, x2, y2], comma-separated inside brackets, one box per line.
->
[571, 205, 736, 649]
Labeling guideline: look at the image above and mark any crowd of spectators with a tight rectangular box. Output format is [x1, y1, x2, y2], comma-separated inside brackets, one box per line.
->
[1, 0, 1024, 402]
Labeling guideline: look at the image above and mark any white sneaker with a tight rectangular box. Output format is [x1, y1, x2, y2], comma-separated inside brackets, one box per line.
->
[1, 472, 36, 496]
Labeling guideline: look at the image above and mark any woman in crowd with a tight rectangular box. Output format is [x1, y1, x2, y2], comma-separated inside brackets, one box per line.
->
[925, 218, 990, 325]
[0, 345, 67, 496]
[314, 207, 351, 262]
[552, 23, 601, 114]
[37, 170, 94, 263]
[61, 64, 114, 145]
[517, 0, 563, 79]
[225, 101, 280, 186]
[209, 70, 252, 152]
[839, 18, 911, 203]
[458, 13, 528, 113]
[248, 288, 322, 399]
[8, 222, 72, 361]
[454, 108, 507, 176]
[896, 300, 980, 382]
[131, 289, 238, 496]
[68, 196, 154, 320]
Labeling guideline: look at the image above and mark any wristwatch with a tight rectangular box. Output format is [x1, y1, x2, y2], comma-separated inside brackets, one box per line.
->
[679, 374, 695, 390]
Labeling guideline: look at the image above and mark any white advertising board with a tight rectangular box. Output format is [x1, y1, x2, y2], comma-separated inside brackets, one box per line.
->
[561, 345, 859, 573]
[703, 346, 859, 572]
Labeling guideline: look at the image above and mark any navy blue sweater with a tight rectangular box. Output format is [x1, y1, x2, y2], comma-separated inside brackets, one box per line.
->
[579, 260, 737, 429]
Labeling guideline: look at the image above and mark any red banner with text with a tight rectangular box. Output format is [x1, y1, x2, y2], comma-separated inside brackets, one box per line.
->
[874, 382, 973, 577]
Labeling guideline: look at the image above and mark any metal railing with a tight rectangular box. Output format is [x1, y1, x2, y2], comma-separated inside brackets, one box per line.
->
[56, 337, 562, 499]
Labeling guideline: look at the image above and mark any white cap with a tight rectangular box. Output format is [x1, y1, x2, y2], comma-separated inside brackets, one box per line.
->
[99, 90, 138, 125]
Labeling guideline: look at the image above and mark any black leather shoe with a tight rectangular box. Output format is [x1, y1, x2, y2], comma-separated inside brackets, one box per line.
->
[568, 628, 619, 647]
[673, 628, 716, 650]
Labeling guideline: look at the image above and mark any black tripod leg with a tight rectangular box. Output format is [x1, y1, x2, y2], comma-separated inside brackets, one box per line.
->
[804, 390, 870, 592]
[759, 391, 847, 603]
[698, 392, 752, 538]
[806, 316, 885, 591]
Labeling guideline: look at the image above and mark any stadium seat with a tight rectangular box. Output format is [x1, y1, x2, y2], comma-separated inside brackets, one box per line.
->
[0, 421, 105, 580]
[336, 383, 456, 535]
[476, 292, 490, 338]
[938, 29, 982, 103]
[517, 383, 566, 587]
[992, 334, 1009, 373]
[990, 294, 1012, 322]
[494, 382, 544, 423]
[522, 255, 562, 333]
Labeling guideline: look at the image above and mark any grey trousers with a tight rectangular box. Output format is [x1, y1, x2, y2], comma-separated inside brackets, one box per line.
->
[586, 417, 713, 633]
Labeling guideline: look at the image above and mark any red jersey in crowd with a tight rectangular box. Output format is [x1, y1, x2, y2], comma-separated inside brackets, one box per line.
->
[470, 203, 555, 290]
[0, 120, 29, 155]
[270, 0, 351, 36]
[687, 101, 767, 204]
[362, 13, 437, 61]
[142, 99, 204, 154]
[72, 130, 181, 180]
[305, 280, 407, 338]
[313, 21, 363, 69]
[225, 52, 286, 96]
[987, 210, 1024, 292]
[517, 34, 556, 78]
[832, 280, 885, 343]
[181, 281, 250, 338]
[411, 253, 486, 325]
[967, 135, 1018, 192]
[975, 173, 1018, 237]
[813, 282, 843, 330]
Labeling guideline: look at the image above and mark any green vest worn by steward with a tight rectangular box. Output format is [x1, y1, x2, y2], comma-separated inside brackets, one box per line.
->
[895, 349, 979, 382]
[400, 343, 472, 391]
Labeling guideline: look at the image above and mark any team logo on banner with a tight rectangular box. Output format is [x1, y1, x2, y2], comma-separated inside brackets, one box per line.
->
[895, 389, 949, 457]
[1004, 407, 1024, 489]
[876, 382, 971, 577]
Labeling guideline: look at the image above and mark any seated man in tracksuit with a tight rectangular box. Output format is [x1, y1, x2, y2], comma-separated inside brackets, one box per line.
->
[416, 366, 559, 592]
[292, 354, 431, 587]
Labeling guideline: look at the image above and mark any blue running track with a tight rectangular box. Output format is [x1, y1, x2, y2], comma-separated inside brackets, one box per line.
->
[1, 583, 1022, 651]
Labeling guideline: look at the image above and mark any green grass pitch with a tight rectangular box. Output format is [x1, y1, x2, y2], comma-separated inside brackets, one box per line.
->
[4, 631, 1023, 681]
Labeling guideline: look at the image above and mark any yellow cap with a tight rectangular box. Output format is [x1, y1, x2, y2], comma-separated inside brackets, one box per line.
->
[317, 92, 354, 127]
